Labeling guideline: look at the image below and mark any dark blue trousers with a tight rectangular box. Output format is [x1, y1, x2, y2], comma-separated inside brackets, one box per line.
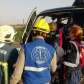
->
[65, 69, 81, 84]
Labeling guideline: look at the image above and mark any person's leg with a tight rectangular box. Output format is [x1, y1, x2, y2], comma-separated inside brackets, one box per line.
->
[70, 69, 81, 84]
[58, 64, 64, 84]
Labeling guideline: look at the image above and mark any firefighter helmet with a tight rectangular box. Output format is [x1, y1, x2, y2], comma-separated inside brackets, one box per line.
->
[34, 18, 50, 33]
[0, 25, 16, 42]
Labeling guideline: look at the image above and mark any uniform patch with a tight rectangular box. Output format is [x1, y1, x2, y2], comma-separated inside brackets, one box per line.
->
[31, 46, 50, 64]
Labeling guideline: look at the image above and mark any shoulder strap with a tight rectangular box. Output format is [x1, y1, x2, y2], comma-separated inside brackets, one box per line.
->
[70, 41, 80, 66]
[63, 41, 80, 67]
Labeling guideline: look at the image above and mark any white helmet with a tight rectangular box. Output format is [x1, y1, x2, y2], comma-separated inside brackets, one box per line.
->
[0, 25, 16, 42]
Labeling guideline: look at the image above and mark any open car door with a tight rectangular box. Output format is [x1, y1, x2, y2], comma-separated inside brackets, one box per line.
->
[21, 7, 37, 44]
[0, 9, 36, 84]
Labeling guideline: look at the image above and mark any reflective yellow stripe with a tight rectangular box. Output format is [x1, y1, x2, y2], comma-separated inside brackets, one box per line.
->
[24, 66, 47, 72]
[0, 61, 8, 84]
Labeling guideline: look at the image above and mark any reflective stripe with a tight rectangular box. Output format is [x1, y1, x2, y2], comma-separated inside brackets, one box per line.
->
[24, 66, 48, 72]
[64, 41, 80, 67]
[45, 83, 50, 84]
[64, 62, 77, 67]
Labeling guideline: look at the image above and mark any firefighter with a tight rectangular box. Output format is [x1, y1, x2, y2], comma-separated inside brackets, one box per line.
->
[0, 25, 18, 84]
[10, 18, 57, 84]
[63, 25, 83, 84]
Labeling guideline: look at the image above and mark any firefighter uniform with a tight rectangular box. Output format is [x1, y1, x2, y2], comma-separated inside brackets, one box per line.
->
[0, 25, 18, 84]
[0, 43, 18, 84]
[23, 37, 56, 84]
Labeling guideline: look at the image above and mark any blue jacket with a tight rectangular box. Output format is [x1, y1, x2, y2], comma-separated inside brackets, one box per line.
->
[23, 38, 55, 84]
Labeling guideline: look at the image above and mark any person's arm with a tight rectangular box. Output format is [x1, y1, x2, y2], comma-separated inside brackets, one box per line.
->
[50, 52, 57, 83]
[50, 51, 57, 73]
[10, 48, 25, 84]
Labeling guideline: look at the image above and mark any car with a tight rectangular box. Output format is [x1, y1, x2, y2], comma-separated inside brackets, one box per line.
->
[21, 5, 84, 45]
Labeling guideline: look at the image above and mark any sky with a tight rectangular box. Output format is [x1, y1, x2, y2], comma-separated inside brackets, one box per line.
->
[0, 0, 75, 25]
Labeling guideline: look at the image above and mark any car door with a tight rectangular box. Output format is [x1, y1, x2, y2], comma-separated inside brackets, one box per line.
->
[21, 7, 37, 44]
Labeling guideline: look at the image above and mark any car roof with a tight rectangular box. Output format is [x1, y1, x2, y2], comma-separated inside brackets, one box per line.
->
[38, 6, 84, 17]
